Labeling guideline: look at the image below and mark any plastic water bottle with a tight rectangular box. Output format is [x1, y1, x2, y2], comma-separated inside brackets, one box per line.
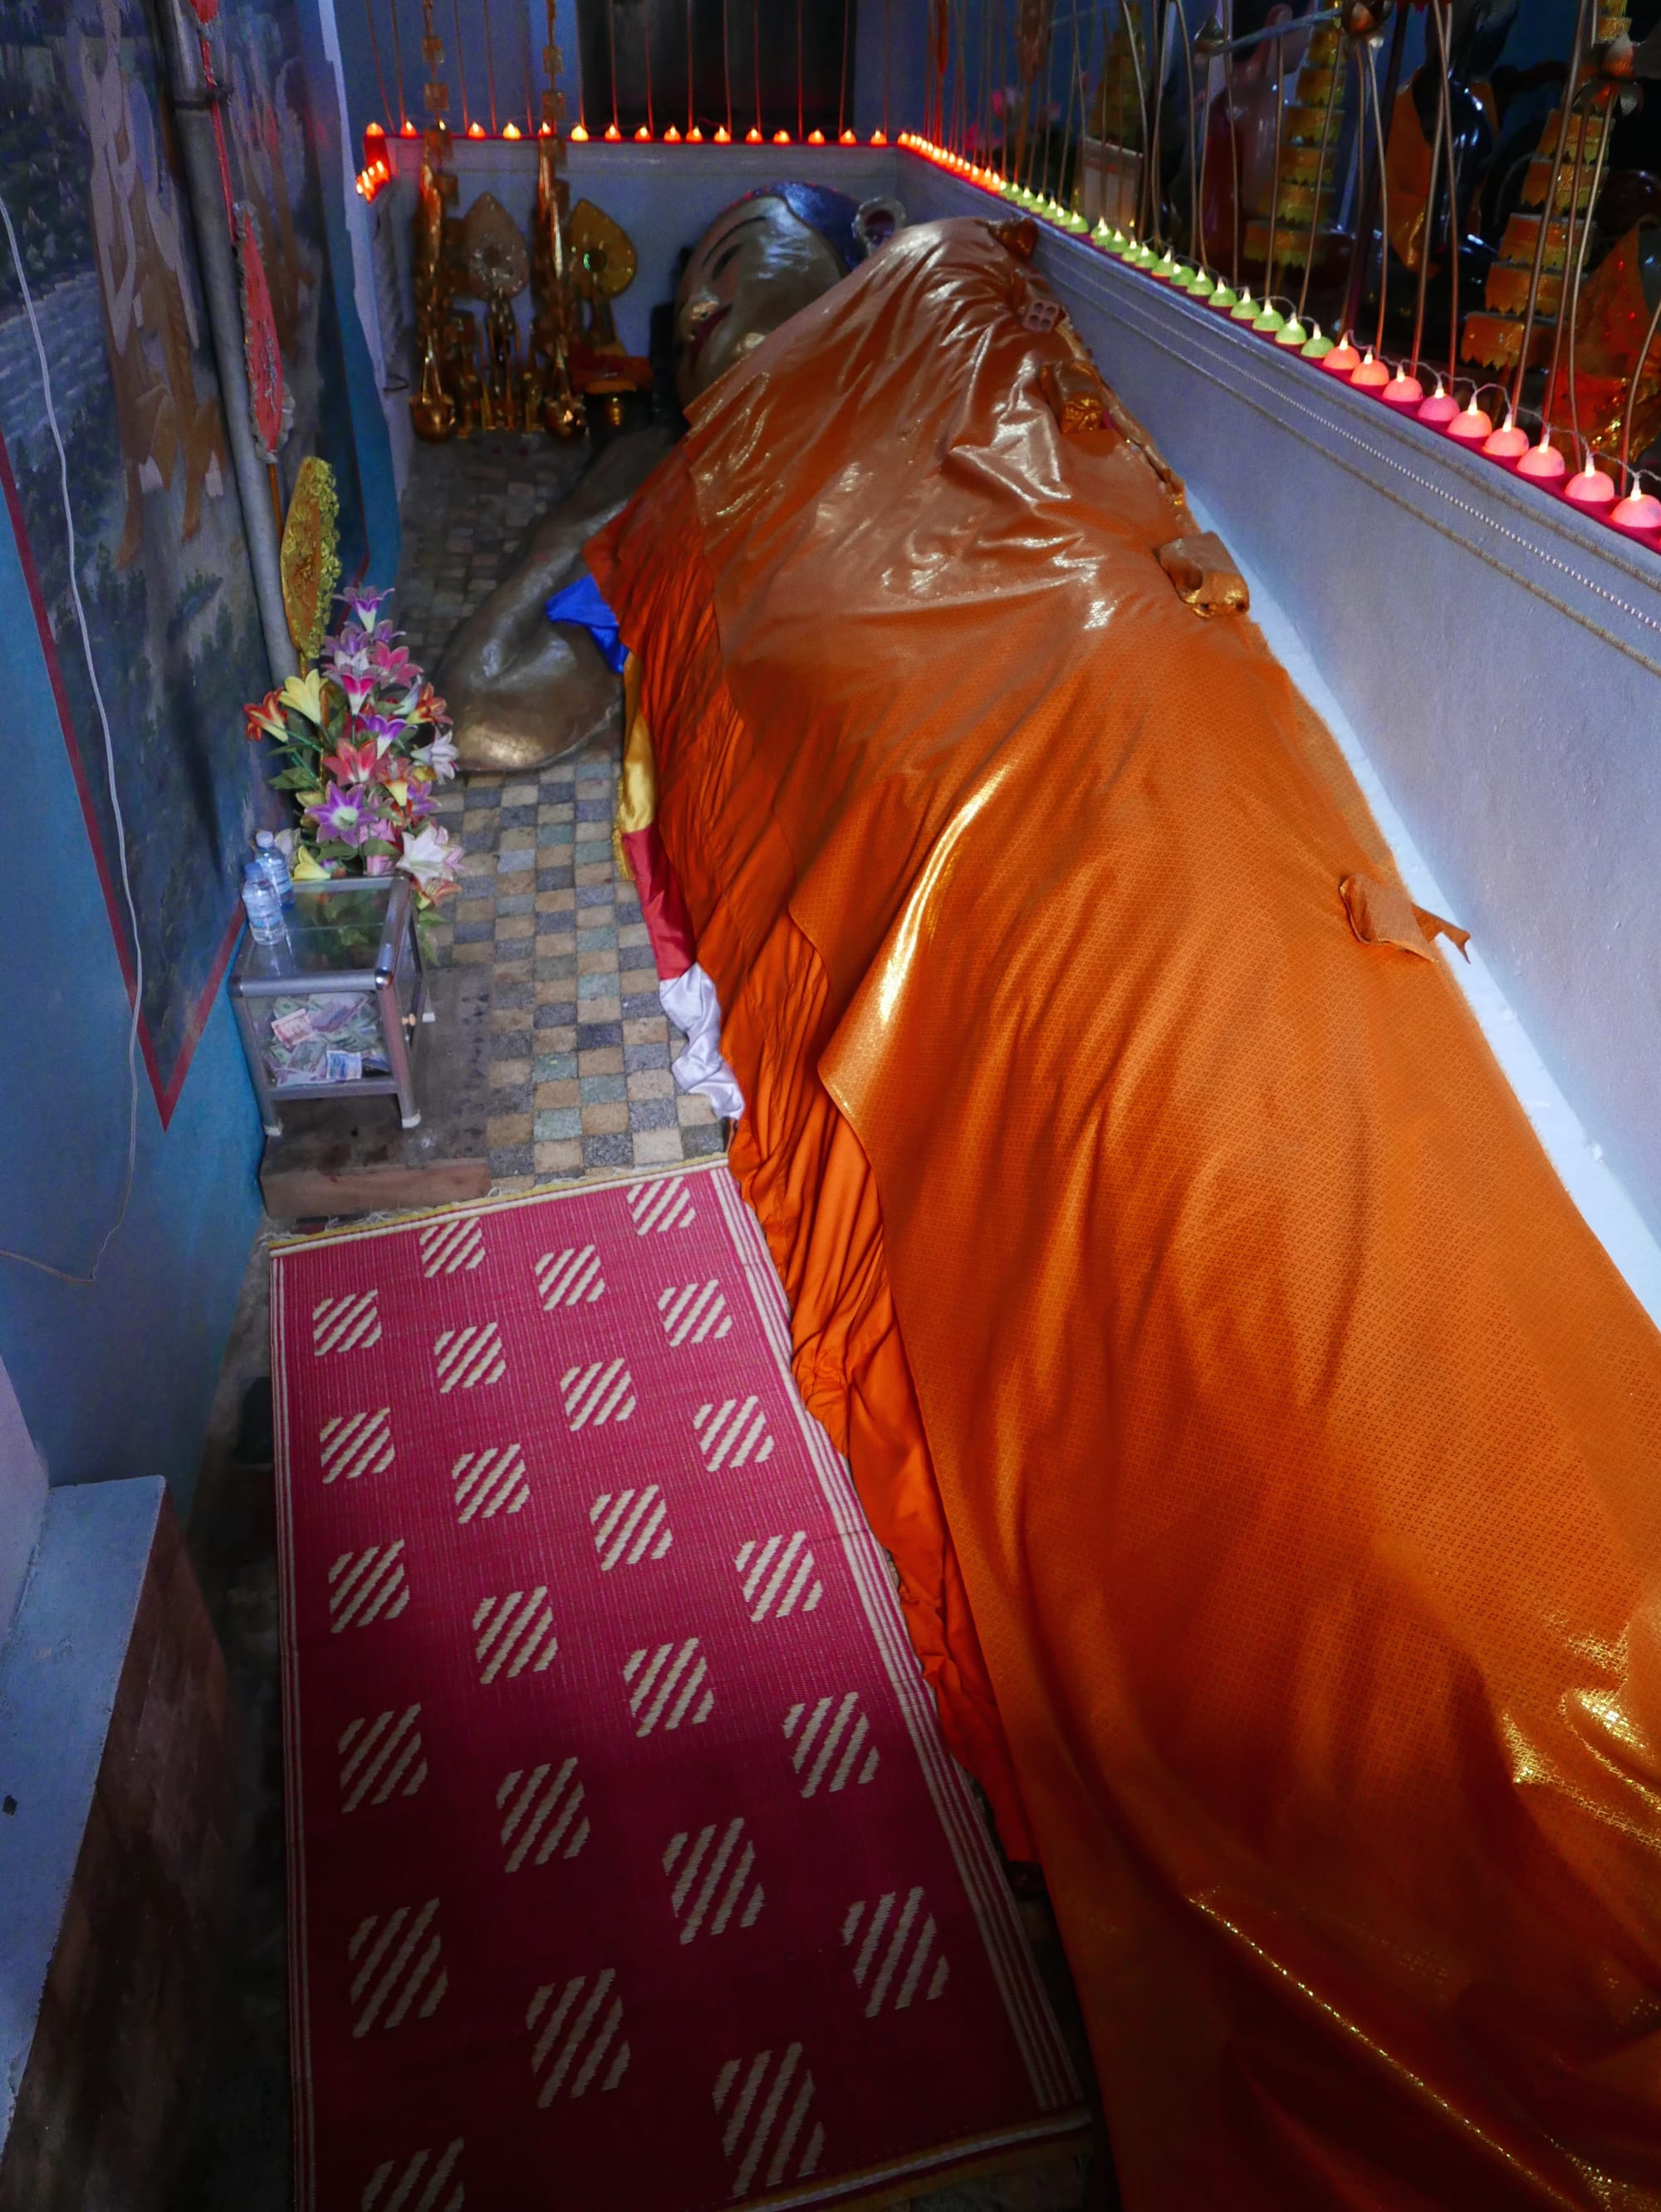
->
[255, 829, 294, 907]
[242, 866, 287, 946]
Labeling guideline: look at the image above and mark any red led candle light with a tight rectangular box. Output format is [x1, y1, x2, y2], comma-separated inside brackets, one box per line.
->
[745, 125, 762, 141]
[773, 128, 791, 143]
[714, 125, 731, 142]
[1516, 431, 1567, 485]
[1320, 332, 1361, 377]
[1417, 379, 1458, 428]
[635, 123, 652, 140]
[1445, 398, 1493, 449]
[808, 128, 826, 144]
[467, 120, 485, 137]
[1350, 349, 1391, 394]
[1564, 451, 1617, 513]
[569, 122, 588, 141]
[688, 124, 703, 140]
[664, 123, 681, 141]
[1610, 478, 1661, 543]
[840, 128, 857, 144]
[1381, 366, 1423, 410]
[1481, 412, 1531, 468]
[870, 129, 886, 144]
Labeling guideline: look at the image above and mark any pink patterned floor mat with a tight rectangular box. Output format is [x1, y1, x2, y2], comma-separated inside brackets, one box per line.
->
[272, 1160, 1085, 2211]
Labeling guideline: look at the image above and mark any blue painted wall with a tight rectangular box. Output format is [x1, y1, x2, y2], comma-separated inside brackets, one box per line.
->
[0, 508, 262, 1508]
[0, 0, 405, 1518]
[290, 0, 403, 582]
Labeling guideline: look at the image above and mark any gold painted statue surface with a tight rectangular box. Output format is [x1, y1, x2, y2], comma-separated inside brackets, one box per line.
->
[435, 429, 670, 774]
[674, 195, 850, 407]
[447, 187, 898, 774]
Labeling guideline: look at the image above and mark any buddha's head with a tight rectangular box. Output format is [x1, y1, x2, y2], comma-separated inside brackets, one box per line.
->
[673, 184, 901, 407]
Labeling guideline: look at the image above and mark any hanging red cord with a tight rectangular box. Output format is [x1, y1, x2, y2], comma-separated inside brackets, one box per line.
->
[796, 0, 804, 141]
[641, 0, 656, 135]
[750, 0, 762, 140]
[483, 0, 499, 132]
[607, 0, 621, 135]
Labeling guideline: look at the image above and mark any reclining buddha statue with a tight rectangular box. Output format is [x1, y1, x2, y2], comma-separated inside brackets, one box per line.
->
[436, 183, 903, 777]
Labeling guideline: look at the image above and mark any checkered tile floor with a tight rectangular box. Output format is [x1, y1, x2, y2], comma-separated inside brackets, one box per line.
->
[393, 433, 723, 1193]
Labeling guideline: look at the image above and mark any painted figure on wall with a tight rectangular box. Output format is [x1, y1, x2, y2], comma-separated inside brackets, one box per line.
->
[69, 0, 227, 563]
[0, 0, 363, 1116]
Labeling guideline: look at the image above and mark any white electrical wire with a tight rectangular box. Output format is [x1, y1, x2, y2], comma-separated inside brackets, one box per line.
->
[0, 188, 143, 1286]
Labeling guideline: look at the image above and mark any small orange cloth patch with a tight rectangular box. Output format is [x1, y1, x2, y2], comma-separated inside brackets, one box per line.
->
[1340, 871, 1471, 960]
[1040, 357, 1106, 434]
[1156, 532, 1249, 615]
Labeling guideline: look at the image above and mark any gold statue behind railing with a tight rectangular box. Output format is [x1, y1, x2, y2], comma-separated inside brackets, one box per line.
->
[532, 9, 585, 443]
[409, 0, 581, 443]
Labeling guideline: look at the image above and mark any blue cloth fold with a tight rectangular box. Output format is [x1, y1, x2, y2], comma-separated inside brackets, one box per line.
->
[546, 572, 629, 674]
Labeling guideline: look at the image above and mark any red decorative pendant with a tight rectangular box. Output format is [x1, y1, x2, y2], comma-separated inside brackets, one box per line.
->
[238, 207, 285, 460]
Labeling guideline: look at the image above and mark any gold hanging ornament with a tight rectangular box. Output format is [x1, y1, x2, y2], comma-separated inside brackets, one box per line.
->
[532, 0, 585, 438]
[409, 0, 458, 440]
[279, 455, 341, 662]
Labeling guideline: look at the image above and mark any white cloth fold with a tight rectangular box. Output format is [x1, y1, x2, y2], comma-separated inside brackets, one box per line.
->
[659, 963, 745, 1122]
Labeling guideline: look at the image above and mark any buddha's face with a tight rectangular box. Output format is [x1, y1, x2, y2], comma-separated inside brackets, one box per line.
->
[674, 195, 846, 407]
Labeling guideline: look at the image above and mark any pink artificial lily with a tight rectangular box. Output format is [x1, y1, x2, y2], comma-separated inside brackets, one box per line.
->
[336, 668, 378, 715]
[319, 739, 390, 787]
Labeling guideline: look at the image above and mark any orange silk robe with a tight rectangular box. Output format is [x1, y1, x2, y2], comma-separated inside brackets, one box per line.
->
[590, 218, 1661, 2210]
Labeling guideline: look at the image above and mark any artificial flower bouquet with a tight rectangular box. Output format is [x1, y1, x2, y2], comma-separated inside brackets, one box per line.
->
[244, 584, 463, 903]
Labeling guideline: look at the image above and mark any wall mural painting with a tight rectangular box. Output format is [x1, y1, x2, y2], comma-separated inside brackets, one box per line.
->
[0, 0, 358, 1119]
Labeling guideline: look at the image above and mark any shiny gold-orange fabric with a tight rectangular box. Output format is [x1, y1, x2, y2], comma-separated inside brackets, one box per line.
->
[590, 218, 1661, 2209]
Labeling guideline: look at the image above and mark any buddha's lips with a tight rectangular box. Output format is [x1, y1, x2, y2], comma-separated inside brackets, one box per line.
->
[682, 301, 731, 372]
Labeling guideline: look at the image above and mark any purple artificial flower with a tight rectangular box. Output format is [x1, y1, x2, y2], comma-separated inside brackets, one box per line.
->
[357, 711, 408, 751]
[337, 668, 378, 714]
[402, 781, 439, 821]
[306, 780, 378, 848]
[341, 582, 392, 624]
[363, 851, 395, 877]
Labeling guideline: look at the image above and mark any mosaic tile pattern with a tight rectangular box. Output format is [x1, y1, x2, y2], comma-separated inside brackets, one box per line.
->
[393, 433, 723, 1194]
[394, 430, 591, 675]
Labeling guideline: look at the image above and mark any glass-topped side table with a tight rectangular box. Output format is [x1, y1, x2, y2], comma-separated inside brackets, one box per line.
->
[228, 877, 429, 1137]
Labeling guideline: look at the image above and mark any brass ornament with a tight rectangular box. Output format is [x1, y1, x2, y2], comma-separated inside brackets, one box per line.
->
[569, 199, 636, 353]
[279, 455, 341, 662]
[462, 193, 531, 430]
[409, 129, 458, 440]
[532, 0, 584, 439]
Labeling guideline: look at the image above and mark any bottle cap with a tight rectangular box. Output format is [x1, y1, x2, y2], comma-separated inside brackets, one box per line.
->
[257, 830, 275, 849]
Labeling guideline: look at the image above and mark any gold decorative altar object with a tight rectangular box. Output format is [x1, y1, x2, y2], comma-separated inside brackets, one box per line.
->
[409, 0, 584, 441]
[409, 0, 457, 440]
[569, 199, 636, 355]
[1463, 4, 1629, 371]
[531, 0, 584, 439]
[279, 455, 341, 660]
[461, 194, 531, 430]
[1547, 219, 1661, 459]
[1245, 21, 1346, 275]
[1091, 6, 1147, 149]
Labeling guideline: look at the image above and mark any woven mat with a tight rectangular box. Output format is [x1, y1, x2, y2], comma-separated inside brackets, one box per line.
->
[272, 1160, 1085, 2211]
